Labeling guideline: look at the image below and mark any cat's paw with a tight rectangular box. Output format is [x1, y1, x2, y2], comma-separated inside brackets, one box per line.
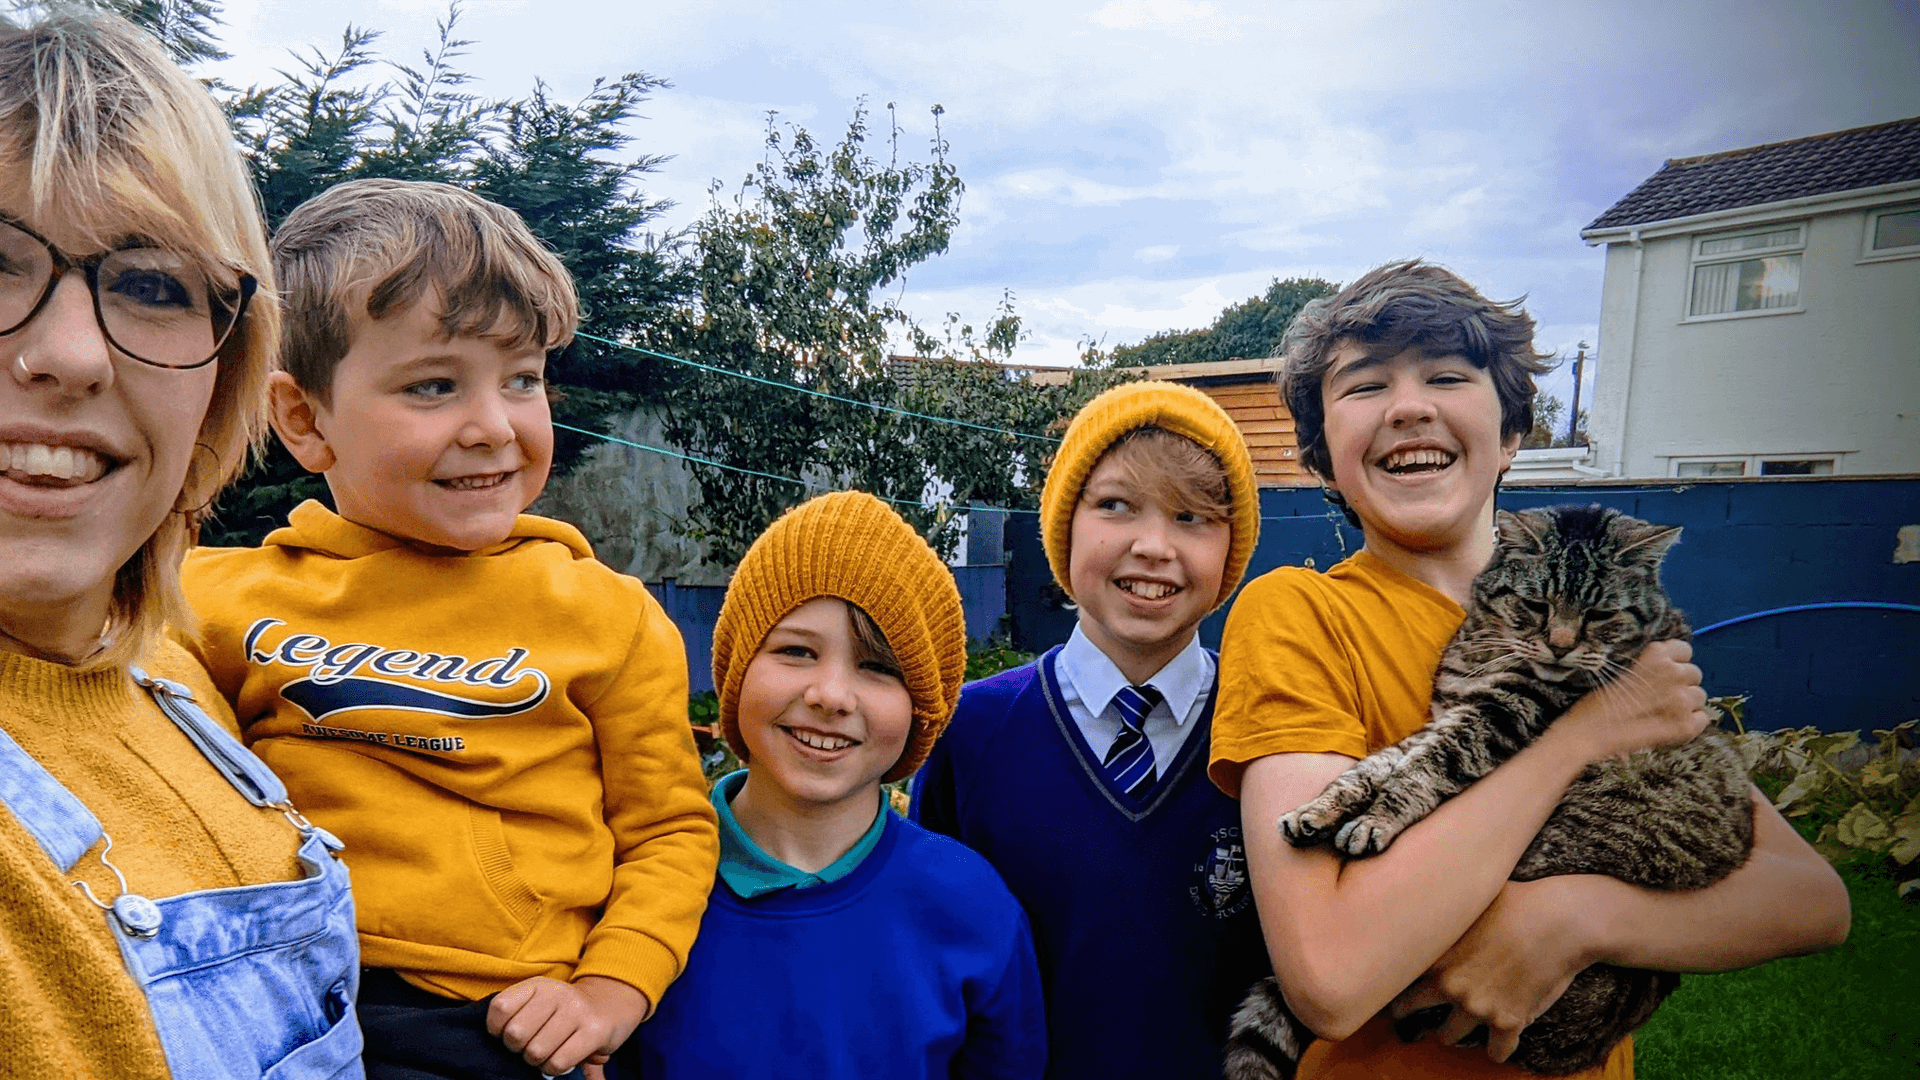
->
[1279, 793, 1360, 848]
[1277, 806, 1326, 847]
[1332, 813, 1406, 857]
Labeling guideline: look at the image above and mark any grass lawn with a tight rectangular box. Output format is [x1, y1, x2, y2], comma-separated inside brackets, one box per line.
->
[1633, 861, 1919, 1079]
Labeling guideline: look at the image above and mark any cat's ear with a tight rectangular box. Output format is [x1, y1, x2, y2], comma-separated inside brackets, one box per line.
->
[1614, 518, 1683, 566]
[1495, 509, 1550, 553]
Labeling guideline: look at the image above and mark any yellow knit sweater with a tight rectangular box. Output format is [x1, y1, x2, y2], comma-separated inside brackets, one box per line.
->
[0, 639, 305, 1078]
[180, 502, 719, 1005]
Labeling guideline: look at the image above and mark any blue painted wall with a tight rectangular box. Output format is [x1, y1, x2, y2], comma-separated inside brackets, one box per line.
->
[650, 559, 1011, 696]
[1006, 477, 1920, 734]
[649, 579, 728, 696]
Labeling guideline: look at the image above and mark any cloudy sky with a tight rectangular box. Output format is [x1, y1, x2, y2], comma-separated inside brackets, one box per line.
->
[208, 0, 1920, 407]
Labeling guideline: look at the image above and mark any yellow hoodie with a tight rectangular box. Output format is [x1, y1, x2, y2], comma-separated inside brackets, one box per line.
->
[180, 501, 718, 1005]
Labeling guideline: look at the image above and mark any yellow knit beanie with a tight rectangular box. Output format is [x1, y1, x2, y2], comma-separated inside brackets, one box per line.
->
[713, 491, 967, 782]
[1040, 380, 1259, 611]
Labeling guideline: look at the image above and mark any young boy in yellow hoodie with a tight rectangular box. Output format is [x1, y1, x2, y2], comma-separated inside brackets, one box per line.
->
[179, 179, 718, 1080]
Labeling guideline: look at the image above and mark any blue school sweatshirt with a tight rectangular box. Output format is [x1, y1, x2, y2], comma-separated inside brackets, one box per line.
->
[911, 648, 1271, 1080]
[624, 809, 1046, 1080]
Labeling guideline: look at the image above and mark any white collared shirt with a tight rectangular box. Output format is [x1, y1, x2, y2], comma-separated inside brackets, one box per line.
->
[1055, 623, 1214, 771]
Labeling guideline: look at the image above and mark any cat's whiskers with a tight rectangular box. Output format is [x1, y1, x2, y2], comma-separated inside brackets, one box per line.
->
[1460, 653, 1525, 678]
[1451, 641, 1527, 674]
[1595, 656, 1642, 681]
[1454, 631, 1533, 673]
[1451, 631, 1516, 654]
[1571, 650, 1611, 674]
[1591, 659, 1662, 713]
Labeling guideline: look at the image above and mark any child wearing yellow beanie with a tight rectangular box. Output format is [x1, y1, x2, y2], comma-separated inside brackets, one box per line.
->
[624, 491, 1045, 1080]
[911, 380, 1272, 1080]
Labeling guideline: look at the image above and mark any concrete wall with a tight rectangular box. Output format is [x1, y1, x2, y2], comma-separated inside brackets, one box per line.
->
[1588, 199, 1920, 479]
[532, 408, 732, 586]
[1006, 478, 1920, 733]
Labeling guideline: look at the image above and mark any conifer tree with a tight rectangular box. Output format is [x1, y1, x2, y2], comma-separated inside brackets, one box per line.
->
[200, 5, 680, 543]
[8, 0, 229, 65]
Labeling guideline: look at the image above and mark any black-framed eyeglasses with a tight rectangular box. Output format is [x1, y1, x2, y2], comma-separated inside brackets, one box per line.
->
[0, 216, 255, 371]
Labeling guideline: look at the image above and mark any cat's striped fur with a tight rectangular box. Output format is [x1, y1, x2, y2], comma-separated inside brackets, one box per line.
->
[1223, 505, 1754, 1078]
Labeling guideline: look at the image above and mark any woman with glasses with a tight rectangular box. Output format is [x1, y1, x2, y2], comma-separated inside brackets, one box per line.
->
[0, 12, 361, 1079]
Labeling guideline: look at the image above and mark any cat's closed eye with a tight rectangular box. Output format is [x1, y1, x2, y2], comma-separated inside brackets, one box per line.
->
[1506, 596, 1550, 623]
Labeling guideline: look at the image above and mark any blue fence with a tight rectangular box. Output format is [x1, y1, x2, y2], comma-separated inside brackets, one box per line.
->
[649, 580, 728, 697]
[1007, 477, 1920, 734]
[649, 561, 1009, 696]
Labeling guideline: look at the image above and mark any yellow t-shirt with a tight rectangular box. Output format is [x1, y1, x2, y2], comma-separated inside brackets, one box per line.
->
[1211, 550, 1632, 1080]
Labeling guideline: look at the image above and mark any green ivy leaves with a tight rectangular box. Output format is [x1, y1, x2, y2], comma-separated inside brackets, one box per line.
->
[1735, 708, 1920, 898]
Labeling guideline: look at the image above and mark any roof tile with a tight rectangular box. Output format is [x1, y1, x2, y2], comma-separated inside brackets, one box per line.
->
[1586, 115, 1920, 231]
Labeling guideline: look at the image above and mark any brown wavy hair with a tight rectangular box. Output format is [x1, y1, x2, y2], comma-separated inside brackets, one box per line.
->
[1278, 259, 1552, 526]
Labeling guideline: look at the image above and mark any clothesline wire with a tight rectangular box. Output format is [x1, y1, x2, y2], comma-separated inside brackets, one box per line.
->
[552, 421, 1341, 526]
[573, 330, 1062, 444]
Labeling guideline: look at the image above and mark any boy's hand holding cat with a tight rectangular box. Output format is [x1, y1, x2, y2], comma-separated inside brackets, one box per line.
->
[1558, 639, 1708, 763]
[488, 974, 652, 1078]
[1388, 874, 1600, 1063]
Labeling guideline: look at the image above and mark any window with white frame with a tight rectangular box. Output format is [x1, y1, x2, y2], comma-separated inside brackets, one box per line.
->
[1671, 454, 1838, 478]
[1864, 205, 1920, 260]
[1687, 224, 1804, 318]
[1674, 459, 1747, 478]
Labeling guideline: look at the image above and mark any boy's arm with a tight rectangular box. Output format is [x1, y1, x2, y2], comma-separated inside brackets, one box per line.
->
[1232, 613, 1708, 1041]
[908, 727, 962, 839]
[950, 906, 1048, 1080]
[1387, 786, 1849, 1062]
[573, 592, 720, 1004]
[169, 549, 254, 715]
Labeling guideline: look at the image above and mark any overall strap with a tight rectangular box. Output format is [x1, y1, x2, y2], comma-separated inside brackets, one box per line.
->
[0, 725, 103, 872]
[130, 667, 288, 810]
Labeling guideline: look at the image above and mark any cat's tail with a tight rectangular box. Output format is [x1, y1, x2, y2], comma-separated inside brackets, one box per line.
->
[1223, 976, 1314, 1080]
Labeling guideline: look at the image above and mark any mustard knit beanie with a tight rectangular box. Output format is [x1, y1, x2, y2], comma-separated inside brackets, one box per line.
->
[1040, 380, 1260, 611]
[713, 491, 967, 782]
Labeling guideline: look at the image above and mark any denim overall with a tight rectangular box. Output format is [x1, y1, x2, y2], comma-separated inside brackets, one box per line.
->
[0, 667, 364, 1079]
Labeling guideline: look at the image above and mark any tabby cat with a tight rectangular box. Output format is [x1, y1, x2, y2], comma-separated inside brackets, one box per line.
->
[1223, 504, 1755, 1078]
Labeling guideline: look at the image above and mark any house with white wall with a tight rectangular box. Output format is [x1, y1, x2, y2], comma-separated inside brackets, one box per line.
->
[1580, 116, 1920, 479]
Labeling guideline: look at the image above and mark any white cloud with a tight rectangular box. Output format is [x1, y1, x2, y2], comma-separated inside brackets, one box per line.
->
[1090, 0, 1238, 41]
[993, 169, 1159, 206]
[195, 0, 1919, 371]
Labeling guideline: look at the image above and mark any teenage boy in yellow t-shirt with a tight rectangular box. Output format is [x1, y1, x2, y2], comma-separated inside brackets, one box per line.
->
[179, 179, 718, 1080]
[1209, 259, 1849, 1080]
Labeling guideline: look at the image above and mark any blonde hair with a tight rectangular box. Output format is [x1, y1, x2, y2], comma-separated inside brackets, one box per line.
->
[1040, 380, 1260, 611]
[0, 11, 277, 668]
[1092, 426, 1233, 523]
[272, 178, 580, 400]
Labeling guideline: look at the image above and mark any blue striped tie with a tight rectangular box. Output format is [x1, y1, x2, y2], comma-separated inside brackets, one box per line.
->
[1103, 684, 1164, 798]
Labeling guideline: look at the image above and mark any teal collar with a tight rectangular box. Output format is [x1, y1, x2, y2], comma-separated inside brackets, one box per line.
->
[712, 769, 889, 899]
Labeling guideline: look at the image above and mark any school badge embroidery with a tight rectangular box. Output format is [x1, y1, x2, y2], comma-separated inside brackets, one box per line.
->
[1190, 825, 1252, 919]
